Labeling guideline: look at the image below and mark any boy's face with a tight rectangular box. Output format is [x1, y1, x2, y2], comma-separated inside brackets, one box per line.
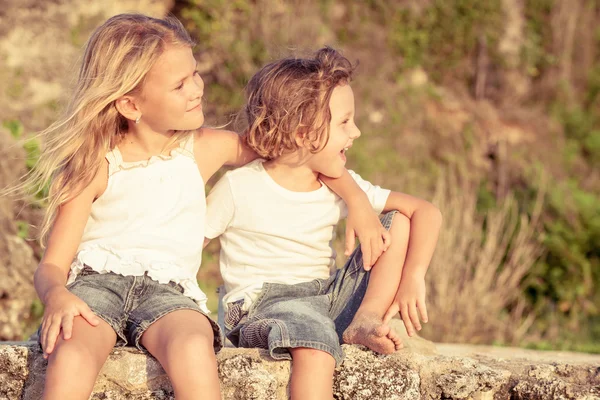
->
[306, 83, 361, 178]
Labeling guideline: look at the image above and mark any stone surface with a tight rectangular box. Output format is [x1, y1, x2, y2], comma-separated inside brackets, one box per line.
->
[1, 320, 599, 400]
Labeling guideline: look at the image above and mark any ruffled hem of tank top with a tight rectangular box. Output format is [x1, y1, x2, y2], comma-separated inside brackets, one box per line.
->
[106, 134, 196, 175]
[68, 245, 209, 314]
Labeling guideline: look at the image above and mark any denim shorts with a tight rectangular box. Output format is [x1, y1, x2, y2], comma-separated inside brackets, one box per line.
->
[224, 211, 397, 366]
[40, 267, 222, 352]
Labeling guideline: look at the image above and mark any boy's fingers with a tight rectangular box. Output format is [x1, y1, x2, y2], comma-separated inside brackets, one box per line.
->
[368, 238, 378, 267]
[400, 305, 415, 336]
[344, 228, 356, 256]
[417, 300, 428, 323]
[382, 230, 392, 251]
[361, 243, 372, 270]
[408, 304, 421, 331]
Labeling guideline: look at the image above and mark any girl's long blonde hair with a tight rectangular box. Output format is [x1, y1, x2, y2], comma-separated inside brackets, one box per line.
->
[20, 13, 195, 246]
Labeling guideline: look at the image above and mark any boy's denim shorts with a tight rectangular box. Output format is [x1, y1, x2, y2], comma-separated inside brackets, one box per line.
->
[224, 211, 397, 366]
[39, 267, 222, 353]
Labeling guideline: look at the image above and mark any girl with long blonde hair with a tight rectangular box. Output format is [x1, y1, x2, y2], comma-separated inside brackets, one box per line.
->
[26, 13, 255, 399]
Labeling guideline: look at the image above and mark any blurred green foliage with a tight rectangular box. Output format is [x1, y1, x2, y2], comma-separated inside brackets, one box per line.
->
[388, 0, 504, 80]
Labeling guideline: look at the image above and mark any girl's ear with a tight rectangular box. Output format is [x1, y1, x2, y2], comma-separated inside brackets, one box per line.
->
[115, 95, 141, 122]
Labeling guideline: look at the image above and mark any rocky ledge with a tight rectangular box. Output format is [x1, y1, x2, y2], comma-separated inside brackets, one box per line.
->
[1, 321, 599, 400]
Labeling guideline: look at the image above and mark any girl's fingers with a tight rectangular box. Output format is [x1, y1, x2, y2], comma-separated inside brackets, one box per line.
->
[61, 315, 73, 340]
[40, 319, 49, 353]
[45, 317, 62, 355]
[80, 306, 99, 326]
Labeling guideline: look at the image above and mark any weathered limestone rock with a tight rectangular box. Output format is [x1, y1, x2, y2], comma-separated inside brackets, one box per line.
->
[1, 321, 599, 400]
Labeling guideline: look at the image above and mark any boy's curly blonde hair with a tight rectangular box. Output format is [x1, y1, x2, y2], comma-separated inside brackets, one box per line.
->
[241, 47, 355, 160]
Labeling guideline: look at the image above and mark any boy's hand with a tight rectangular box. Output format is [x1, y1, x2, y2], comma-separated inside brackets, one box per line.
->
[40, 286, 100, 358]
[383, 274, 428, 336]
[345, 206, 391, 270]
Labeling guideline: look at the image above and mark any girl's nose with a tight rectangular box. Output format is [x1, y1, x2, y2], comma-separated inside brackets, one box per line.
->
[192, 74, 204, 98]
[351, 126, 361, 139]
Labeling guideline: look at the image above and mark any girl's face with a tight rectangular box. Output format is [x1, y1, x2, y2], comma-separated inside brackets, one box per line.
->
[306, 84, 361, 178]
[136, 44, 204, 132]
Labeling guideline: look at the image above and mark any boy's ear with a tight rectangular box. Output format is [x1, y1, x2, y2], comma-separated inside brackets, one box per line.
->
[114, 95, 141, 122]
[294, 129, 310, 148]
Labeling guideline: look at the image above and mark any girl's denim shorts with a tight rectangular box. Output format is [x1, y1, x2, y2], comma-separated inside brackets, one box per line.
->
[40, 267, 222, 353]
[224, 211, 397, 366]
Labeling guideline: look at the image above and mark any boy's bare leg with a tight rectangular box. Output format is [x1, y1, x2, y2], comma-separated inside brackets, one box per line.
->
[289, 348, 336, 400]
[342, 213, 410, 353]
[43, 317, 116, 400]
[140, 310, 220, 400]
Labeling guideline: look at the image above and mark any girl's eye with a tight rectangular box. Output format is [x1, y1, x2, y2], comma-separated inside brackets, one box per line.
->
[175, 82, 184, 90]
[342, 119, 349, 125]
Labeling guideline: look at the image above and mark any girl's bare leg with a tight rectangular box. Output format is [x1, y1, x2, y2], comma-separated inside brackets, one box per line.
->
[140, 309, 220, 400]
[289, 348, 336, 400]
[43, 317, 116, 400]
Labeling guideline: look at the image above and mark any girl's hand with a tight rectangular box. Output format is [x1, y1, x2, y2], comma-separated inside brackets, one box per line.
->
[345, 206, 391, 270]
[40, 287, 100, 358]
[383, 274, 428, 336]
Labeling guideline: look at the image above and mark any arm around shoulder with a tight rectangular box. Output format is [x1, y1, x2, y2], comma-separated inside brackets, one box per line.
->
[194, 128, 258, 181]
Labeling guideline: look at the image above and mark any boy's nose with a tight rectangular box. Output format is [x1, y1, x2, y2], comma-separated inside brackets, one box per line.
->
[351, 127, 361, 139]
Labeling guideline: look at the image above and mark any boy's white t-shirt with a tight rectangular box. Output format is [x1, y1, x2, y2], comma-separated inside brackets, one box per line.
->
[205, 159, 390, 309]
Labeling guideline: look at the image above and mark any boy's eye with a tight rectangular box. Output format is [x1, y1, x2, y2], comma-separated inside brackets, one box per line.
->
[175, 82, 184, 90]
[342, 119, 349, 125]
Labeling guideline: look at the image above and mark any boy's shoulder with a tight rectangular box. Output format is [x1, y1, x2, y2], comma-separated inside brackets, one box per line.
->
[221, 159, 265, 185]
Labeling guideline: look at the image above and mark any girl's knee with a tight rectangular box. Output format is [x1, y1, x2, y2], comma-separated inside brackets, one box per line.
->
[49, 339, 104, 369]
[169, 331, 215, 355]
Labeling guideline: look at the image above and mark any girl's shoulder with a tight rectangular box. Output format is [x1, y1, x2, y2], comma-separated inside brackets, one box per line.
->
[194, 127, 240, 146]
[91, 157, 109, 200]
[193, 127, 245, 163]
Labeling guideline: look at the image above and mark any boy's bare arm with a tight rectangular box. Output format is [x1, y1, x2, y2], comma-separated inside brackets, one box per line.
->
[320, 169, 391, 269]
[382, 191, 442, 336]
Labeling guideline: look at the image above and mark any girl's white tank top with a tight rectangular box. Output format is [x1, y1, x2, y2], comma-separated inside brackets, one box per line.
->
[67, 134, 209, 313]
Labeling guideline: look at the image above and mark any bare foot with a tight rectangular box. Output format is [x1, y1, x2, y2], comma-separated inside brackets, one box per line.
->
[387, 327, 404, 351]
[342, 312, 397, 354]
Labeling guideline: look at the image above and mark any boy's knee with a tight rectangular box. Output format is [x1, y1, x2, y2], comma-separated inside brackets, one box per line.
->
[389, 212, 410, 233]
